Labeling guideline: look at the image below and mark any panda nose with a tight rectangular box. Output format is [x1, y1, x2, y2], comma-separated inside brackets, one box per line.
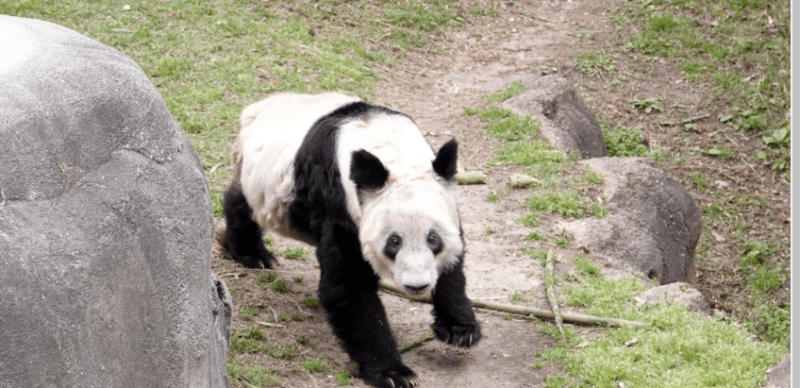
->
[405, 284, 429, 292]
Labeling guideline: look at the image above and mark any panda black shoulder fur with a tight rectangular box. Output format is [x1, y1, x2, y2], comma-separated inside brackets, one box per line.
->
[223, 92, 482, 388]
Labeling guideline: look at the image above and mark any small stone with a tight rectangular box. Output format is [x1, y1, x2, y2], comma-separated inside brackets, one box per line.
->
[508, 173, 540, 188]
[640, 283, 711, 316]
[454, 171, 487, 185]
[714, 180, 729, 188]
[711, 230, 726, 243]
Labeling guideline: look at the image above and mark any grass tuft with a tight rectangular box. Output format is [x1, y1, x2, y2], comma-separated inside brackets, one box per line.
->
[525, 191, 583, 218]
[301, 356, 329, 372]
[602, 124, 651, 158]
[517, 212, 541, 227]
[229, 325, 269, 354]
[269, 280, 291, 293]
[336, 372, 353, 386]
[280, 247, 309, 260]
[302, 297, 320, 309]
[484, 80, 525, 103]
[571, 253, 600, 277]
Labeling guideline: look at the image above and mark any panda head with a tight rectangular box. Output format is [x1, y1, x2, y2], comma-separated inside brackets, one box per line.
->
[351, 139, 463, 297]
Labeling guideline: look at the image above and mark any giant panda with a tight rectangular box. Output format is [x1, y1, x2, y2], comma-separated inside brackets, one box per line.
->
[222, 92, 482, 388]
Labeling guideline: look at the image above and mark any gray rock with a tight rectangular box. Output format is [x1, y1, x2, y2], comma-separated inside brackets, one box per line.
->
[767, 353, 790, 388]
[637, 282, 711, 316]
[559, 157, 701, 284]
[0, 15, 230, 388]
[501, 75, 607, 159]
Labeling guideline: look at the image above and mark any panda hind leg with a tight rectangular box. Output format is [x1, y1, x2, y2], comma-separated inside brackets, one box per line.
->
[222, 181, 278, 269]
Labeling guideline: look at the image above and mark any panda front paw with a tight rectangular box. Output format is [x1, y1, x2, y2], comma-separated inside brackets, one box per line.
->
[359, 364, 420, 388]
[433, 320, 482, 348]
[234, 253, 278, 269]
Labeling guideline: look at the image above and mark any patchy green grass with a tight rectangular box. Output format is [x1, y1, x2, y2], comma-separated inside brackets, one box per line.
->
[336, 372, 354, 386]
[601, 123, 652, 158]
[553, 232, 572, 248]
[229, 364, 281, 388]
[494, 140, 573, 178]
[480, 108, 539, 141]
[462, 106, 480, 116]
[755, 304, 791, 348]
[229, 325, 270, 354]
[613, 0, 790, 176]
[273, 341, 302, 360]
[238, 308, 260, 320]
[525, 191, 583, 218]
[525, 231, 546, 241]
[738, 240, 784, 294]
[302, 296, 320, 309]
[301, 356, 329, 372]
[269, 279, 291, 293]
[629, 96, 664, 114]
[517, 212, 541, 227]
[484, 80, 524, 103]
[574, 49, 616, 75]
[755, 124, 791, 177]
[582, 169, 605, 185]
[257, 271, 278, 285]
[571, 253, 600, 277]
[539, 276, 786, 387]
[280, 247, 309, 260]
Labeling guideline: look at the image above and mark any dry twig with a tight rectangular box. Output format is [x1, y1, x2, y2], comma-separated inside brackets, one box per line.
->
[378, 281, 649, 329]
[545, 249, 566, 342]
[398, 331, 435, 353]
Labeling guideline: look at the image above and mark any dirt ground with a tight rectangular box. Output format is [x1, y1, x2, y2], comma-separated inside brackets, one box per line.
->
[213, 0, 790, 386]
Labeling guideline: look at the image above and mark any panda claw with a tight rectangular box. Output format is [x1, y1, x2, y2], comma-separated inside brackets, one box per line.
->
[387, 377, 395, 388]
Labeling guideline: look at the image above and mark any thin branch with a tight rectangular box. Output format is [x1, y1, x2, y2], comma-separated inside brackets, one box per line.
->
[398, 331, 435, 353]
[545, 249, 566, 342]
[519, 12, 556, 23]
[378, 280, 649, 329]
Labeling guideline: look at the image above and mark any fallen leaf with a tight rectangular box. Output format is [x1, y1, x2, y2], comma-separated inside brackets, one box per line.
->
[624, 337, 639, 347]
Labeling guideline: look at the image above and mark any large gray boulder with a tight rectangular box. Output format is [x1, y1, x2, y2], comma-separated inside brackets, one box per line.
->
[558, 157, 701, 285]
[767, 353, 790, 388]
[501, 75, 608, 160]
[0, 16, 230, 388]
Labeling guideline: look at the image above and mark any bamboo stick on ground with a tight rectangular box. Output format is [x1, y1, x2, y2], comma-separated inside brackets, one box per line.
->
[545, 249, 566, 342]
[378, 280, 649, 329]
[398, 331, 435, 353]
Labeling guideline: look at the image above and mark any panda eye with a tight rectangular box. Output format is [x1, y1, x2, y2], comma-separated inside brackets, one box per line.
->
[427, 231, 443, 255]
[383, 233, 402, 260]
[426, 233, 438, 245]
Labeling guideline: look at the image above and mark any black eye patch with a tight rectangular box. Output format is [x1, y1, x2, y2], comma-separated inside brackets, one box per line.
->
[383, 233, 402, 260]
[427, 230, 443, 256]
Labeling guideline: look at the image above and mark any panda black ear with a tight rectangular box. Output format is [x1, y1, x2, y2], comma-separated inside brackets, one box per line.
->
[350, 149, 389, 192]
[433, 138, 458, 181]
